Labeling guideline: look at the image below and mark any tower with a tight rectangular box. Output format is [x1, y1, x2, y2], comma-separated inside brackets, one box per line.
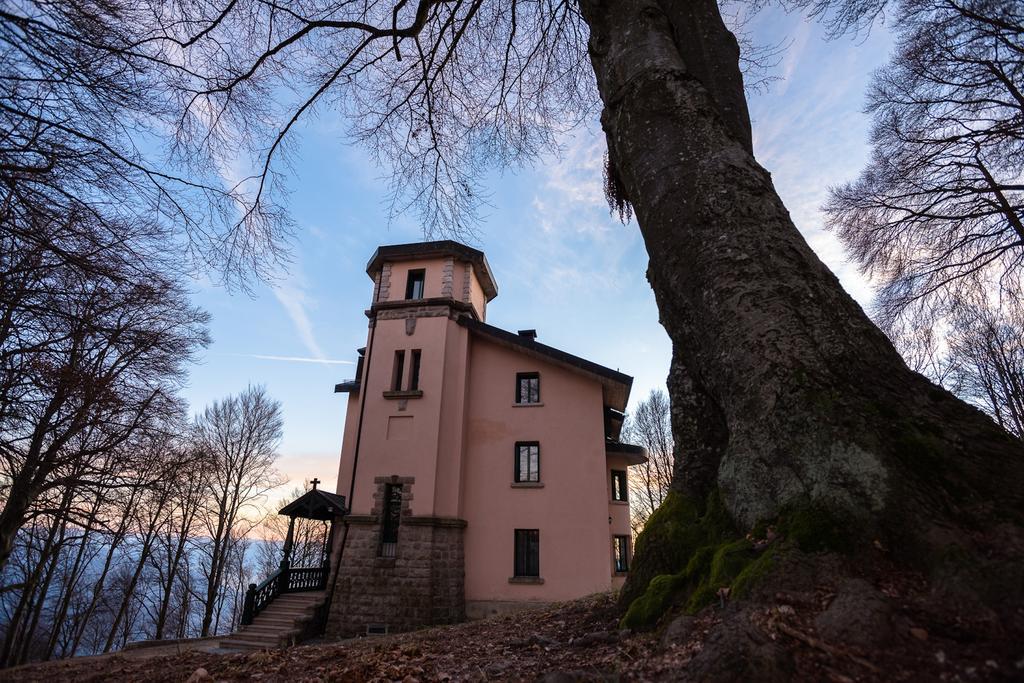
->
[327, 241, 498, 636]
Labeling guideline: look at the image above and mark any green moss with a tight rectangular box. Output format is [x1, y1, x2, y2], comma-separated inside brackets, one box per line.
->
[621, 490, 774, 630]
[684, 545, 715, 578]
[684, 539, 759, 613]
[620, 489, 868, 631]
[620, 573, 687, 631]
[710, 539, 756, 584]
[684, 582, 720, 613]
[777, 504, 852, 553]
[730, 546, 777, 598]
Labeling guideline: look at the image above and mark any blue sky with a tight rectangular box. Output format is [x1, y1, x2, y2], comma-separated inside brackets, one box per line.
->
[181, 7, 893, 500]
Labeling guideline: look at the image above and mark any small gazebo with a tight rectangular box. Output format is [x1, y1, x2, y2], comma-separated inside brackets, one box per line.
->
[241, 479, 346, 625]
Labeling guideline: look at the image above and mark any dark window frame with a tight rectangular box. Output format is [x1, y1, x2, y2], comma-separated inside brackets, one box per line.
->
[513, 528, 540, 577]
[380, 484, 403, 551]
[515, 372, 541, 404]
[409, 349, 422, 391]
[514, 441, 540, 483]
[392, 350, 406, 391]
[405, 268, 426, 300]
[613, 535, 630, 573]
[611, 470, 628, 502]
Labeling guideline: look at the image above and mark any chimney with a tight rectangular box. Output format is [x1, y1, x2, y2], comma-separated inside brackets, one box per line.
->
[517, 329, 537, 341]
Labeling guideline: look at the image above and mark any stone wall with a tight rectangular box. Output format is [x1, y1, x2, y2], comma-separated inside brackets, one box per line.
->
[325, 476, 466, 637]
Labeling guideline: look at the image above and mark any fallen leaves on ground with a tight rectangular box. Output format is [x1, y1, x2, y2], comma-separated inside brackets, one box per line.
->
[3, 580, 1021, 682]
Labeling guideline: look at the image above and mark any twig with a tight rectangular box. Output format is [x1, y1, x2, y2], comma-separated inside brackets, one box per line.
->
[775, 621, 881, 674]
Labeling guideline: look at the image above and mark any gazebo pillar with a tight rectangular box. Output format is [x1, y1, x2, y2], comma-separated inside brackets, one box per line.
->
[319, 520, 334, 590]
[281, 514, 296, 569]
[277, 514, 296, 595]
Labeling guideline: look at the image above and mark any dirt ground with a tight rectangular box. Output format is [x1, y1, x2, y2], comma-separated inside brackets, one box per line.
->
[3, 589, 1022, 682]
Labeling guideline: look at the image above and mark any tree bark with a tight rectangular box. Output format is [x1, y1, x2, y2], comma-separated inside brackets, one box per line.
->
[578, 0, 1024, 606]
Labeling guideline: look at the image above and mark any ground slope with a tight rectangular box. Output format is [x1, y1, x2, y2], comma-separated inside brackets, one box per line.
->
[3, 578, 1022, 683]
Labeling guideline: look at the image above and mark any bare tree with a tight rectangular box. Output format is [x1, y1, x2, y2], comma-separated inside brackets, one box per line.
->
[191, 386, 284, 637]
[30, 0, 1013, 625]
[622, 390, 674, 535]
[823, 0, 1023, 327]
[0, 234, 209, 573]
[100, 436, 184, 653]
[945, 296, 1024, 438]
[0, 2, 291, 287]
[147, 453, 208, 640]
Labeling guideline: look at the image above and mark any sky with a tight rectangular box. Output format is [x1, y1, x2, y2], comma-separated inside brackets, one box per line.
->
[180, 6, 894, 504]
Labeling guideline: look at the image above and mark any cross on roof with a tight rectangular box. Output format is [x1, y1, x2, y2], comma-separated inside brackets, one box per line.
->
[310, 477, 321, 490]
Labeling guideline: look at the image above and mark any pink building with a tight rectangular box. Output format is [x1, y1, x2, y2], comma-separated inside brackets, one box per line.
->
[325, 241, 645, 637]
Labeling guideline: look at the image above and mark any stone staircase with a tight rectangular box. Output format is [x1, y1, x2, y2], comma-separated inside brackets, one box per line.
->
[220, 591, 327, 651]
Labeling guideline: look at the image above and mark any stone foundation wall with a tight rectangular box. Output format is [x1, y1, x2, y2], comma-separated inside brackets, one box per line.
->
[325, 478, 466, 637]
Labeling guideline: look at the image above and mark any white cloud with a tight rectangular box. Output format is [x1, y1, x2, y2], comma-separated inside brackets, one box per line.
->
[745, 10, 892, 310]
[272, 263, 327, 361]
[531, 129, 617, 241]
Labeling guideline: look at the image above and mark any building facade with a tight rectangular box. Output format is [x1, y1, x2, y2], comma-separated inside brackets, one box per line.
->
[326, 241, 645, 637]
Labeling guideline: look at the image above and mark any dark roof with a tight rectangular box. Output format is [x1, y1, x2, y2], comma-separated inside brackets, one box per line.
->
[457, 317, 632, 411]
[605, 406, 626, 441]
[334, 380, 360, 393]
[278, 489, 347, 520]
[606, 440, 648, 465]
[366, 240, 498, 301]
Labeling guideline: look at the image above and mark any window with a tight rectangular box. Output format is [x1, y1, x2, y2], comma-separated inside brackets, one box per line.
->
[515, 372, 540, 404]
[409, 349, 422, 391]
[392, 351, 405, 391]
[611, 470, 628, 502]
[613, 536, 630, 573]
[405, 269, 425, 299]
[514, 529, 540, 577]
[379, 484, 403, 557]
[514, 442, 540, 483]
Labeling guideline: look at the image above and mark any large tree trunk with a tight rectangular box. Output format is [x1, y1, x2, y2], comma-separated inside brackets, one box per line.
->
[578, 0, 1024, 615]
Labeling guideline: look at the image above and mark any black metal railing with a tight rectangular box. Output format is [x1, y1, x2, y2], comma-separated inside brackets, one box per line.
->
[286, 566, 327, 591]
[242, 568, 282, 625]
[241, 564, 329, 625]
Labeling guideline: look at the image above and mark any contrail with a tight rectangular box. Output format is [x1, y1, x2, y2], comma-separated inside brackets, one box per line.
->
[223, 353, 355, 365]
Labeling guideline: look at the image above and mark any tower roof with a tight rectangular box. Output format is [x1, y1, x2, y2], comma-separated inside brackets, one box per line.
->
[366, 240, 498, 301]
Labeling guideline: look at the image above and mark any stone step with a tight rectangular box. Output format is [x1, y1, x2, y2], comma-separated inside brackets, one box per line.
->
[223, 591, 327, 650]
[242, 622, 301, 632]
[228, 630, 288, 643]
[270, 596, 325, 605]
[261, 609, 318, 618]
[227, 634, 287, 644]
[263, 603, 320, 612]
[219, 638, 282, 651]
[254, 611, 311, 620]
[226, 630, 287, 641]
[251, 618, 310, 629]
[239, 629, 299, 639]
[268, 604, 320, 611]
[267, 600, 322, 607]
[258, 609, 316, 619]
